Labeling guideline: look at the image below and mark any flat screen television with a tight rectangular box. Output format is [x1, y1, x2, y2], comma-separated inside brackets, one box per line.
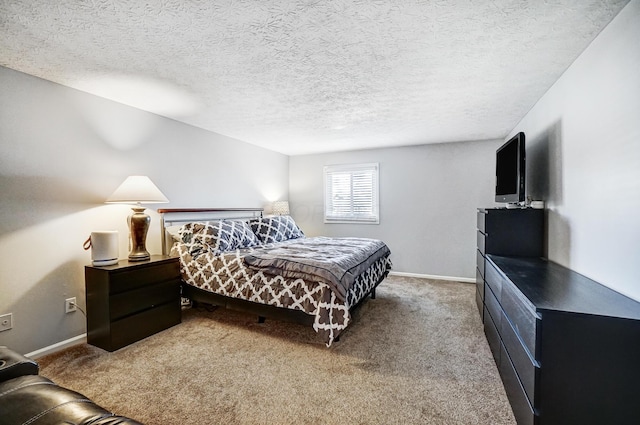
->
[495, 132, 525, 204]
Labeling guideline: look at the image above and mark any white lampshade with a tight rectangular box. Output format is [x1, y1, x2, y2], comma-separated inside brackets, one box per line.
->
[106, 176, 169, 204]
[272, 200, 290, 215]
[105, 176, 168, 262]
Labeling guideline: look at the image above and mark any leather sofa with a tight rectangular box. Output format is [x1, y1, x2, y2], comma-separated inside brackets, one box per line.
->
[0, 346, 143, 425]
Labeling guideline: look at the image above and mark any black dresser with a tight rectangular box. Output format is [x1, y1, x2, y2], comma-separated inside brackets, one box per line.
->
[476, 208, 544, 319]
[476, 208, 640, 425]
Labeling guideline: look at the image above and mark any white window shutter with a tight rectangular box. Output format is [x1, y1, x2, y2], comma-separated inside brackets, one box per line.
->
[324, 163, 379, 224]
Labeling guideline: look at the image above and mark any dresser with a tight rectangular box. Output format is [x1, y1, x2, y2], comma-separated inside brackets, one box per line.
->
[85, 255, 181, 351]
[476, 209, 640, 425]
[476, 208, 544, 319]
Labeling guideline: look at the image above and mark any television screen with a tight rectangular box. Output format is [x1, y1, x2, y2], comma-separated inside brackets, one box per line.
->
[495, 132, 525, 204]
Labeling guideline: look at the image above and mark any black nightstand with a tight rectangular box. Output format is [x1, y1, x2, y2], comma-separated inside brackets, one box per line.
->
[85, 255, 181, 351]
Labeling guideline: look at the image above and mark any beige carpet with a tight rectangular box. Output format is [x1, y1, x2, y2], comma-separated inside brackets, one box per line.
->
[39, 276, 516, 425]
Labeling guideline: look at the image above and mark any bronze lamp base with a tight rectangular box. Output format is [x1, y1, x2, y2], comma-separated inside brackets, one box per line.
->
[128, 206, 151, 261]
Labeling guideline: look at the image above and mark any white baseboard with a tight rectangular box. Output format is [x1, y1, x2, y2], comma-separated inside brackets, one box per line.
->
[25, 333, 87, 359]
[389, 271, 475, 284]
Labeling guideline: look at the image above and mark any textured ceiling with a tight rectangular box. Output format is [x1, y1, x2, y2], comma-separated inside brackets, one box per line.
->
[0, 0, 630, 155]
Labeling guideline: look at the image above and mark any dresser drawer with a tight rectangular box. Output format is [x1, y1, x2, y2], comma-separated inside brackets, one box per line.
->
[500, 309, 539, 405]
[500, 278, 539, 358]
[476, 250, 485, 278]
[484, 267, 539, 405]
[110, 278, 180, 321]
[476, 268, 484, 300]
[484, 283, 502, 326]
[484, 306, 501, 365]
[477, 231, 486, 255]
[486, 298, 537, 425]
[109, 261, 180, 294]
[484, 259, 504, 301]
[477, 210, 486, 233]
[477, 209, 544, 257]
[499, 342, 536, 425]
[476, 288, 483, 320]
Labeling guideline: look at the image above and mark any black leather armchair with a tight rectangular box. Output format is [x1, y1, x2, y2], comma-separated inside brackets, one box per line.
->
[0, 346, 143, 425]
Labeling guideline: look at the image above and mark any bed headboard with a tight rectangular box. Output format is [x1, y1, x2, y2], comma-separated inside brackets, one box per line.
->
[157, 208, 264, 255]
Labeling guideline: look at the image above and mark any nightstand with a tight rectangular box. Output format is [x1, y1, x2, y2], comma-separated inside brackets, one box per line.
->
[85, 255, 181, 351]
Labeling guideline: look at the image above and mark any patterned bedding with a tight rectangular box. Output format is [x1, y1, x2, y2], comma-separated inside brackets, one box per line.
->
[244, 237, 391, 302]
[171, 237, 391, 346]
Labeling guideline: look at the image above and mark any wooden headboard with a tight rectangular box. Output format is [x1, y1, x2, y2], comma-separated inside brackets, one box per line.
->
[157, 208, 264, 255]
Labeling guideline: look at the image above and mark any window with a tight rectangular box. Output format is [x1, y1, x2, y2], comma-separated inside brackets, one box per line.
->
[324, 163, 379, 224]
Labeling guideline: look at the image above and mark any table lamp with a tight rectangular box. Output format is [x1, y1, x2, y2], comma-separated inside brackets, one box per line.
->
[106, 176, 169, 261]
[272, 200, 290, 215]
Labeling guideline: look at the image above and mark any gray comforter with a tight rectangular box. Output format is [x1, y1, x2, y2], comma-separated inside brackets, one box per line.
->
[244, 236, 391, 302]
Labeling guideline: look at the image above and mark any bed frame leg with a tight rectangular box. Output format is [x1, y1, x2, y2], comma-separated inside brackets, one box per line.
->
[258, 316, 266, 323]
[371, 288, 376, 299]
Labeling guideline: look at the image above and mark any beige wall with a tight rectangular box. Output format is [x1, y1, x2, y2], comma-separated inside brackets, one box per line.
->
[510, 0, 640, 301]
[0, 67, 289, 354]
[289, 139, 500, 280]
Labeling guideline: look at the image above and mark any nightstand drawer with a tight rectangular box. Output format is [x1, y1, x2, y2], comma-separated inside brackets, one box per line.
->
[109, 261, 180, 294]
[110, 278, 180, 321]
[110, 302, 180, 350]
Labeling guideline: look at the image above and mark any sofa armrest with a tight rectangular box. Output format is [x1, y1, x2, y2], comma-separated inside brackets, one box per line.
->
[0, 375, 146, 425]
[0, 346, 39, 383]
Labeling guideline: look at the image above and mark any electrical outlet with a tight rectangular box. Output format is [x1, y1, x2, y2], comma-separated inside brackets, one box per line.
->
[65, 297, 77, 313]
[0, 313, 12, 331]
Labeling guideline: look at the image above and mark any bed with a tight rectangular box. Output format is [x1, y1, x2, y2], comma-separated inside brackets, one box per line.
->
[159, 208, 392, 346]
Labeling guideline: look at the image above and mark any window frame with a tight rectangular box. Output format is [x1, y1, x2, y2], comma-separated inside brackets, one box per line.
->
[323, 162, 380, 224]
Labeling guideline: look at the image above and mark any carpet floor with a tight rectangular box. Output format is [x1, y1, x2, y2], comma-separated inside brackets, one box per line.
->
[38, 276, 516, 424]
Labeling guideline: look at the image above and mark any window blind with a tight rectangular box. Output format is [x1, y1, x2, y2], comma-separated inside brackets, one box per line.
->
[324, 163, 379, 224]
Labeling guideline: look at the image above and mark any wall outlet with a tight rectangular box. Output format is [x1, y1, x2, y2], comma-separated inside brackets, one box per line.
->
[65, 297, 77, 313]
[0, 313, 12, 331]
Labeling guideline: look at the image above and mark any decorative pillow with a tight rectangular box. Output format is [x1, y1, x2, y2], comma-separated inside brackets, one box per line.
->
[178, 222, 232, 256]
[178, 220, 260, 257]
[219, 219, 260, 249]
[249, 215, 304, 244]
